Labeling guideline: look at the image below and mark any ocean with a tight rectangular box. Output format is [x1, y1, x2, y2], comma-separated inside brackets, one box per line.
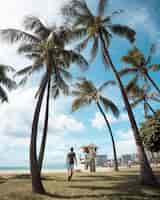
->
[0, 163, 66, 171]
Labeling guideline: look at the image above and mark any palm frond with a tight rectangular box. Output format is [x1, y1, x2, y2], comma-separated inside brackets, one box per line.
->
[59, 68, 72, 81]
[109, 24, 136, 43]
[71, 97, 89, 112]
[100, 96, 119, 118]
[51, 84, 60, 99]
[17, 43, 40, 55]
[97, 0, 108, 16]
[0, 29, 40, 44]
[15, 66, 32, 76]
[25, 53, 40, 60]
[0, 77, 16, 90]
[118, 67, 138, 76]
[122, 56, 138, 66]
[150, 95, 160, 103]
[62, 0, 94, 27]
[76, 36, 90, 52]
[89, 36, 99, 63]
[130, 97, 144, 108]
[60, 49, 88, 70]
[18, 76, 28, 87]
[0, 86, 8, 102]
[145, 44, 156, 65]
[122, 47, 145, 66]
[75, 79, 96, 94]
[150, 64, 160, 71]
[103, 9, 124, 23]
[72, 0, 93, 18]
[23, 16, 50, 39]
[0, 64, 15, 73]
[98, 80, 116, 92]
[124, 76, 138, 94]
[54, 74, 69, 96]
[65, 28, 88, 43]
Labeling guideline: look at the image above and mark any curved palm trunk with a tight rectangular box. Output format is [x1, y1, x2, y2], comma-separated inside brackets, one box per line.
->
[146, 102, 156, 115]
[30, 73, 48, 194]
[100, 32, 158, 185]
[96, 101, 119, 171]
[143, 100, 148, 118]
[38, 78, 51, 172]
[146, 72, 160, 94]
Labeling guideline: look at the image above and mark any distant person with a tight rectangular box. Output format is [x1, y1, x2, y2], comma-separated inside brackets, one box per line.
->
[66, 147, 77, 181]
[127, 160, 132, 168]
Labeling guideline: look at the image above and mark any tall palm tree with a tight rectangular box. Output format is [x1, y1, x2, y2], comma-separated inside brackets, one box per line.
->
[71, 78, 120, 171]
[0, 16, 88, 194]
[125, 78, 160, 118]
[119, 46, 160, 94]
[0, 64, 16, 102]
[62, 0, 158, 185]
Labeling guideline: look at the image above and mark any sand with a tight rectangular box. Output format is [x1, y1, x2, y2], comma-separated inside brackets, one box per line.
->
[0, 167, 113, 176]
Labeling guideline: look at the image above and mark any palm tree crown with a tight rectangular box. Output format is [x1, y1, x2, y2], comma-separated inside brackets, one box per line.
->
[72, 78, 119, 117]
[125, 79, 160, 118]
[62, 0, 135, 62]
[119, 46, 160, 93]
[0, 16, 88, 96]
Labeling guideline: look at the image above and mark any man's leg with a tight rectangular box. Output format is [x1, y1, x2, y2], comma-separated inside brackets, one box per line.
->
[67, 168, 71, 181]
[70, 167, 73, 180]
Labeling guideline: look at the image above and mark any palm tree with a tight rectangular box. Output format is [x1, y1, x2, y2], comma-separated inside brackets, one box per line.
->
[125, 78, 160, 118]
[119, 46, 160, 94]
[0, 16, 88, 194]
[0, 64, 16, 102]
[62, 0, 158, 185]
[72, 78, 120, 171]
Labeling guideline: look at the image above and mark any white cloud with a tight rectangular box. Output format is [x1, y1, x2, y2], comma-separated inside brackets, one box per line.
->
[0, 87, 85, 166]
[0, 88, 84, 138]
[106, 129, 137, 158]
[116, 129, 137, 156]
[91, 112, 128, 130]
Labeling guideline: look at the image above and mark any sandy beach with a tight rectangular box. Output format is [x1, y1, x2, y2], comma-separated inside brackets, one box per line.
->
[0, 167, 114, 176]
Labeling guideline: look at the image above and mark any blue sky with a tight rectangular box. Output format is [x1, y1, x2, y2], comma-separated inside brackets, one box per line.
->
[0, 0, 160, 168]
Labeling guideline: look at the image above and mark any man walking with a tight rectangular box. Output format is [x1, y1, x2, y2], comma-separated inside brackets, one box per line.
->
[66, 147, 77, 181]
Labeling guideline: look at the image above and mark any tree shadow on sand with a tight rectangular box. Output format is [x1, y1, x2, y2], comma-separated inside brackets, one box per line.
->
[45, 192, 160, 200]
[0, 176, 8, 184]
[44, 173, 160, 200]
[45, 192, 110, 199]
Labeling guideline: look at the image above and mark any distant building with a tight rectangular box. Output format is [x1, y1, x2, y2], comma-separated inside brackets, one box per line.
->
[121, 153, 138, 165]
[96, 155, 108, 166]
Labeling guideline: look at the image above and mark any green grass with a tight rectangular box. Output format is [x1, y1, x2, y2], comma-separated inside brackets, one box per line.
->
[0, 169, 160, 200]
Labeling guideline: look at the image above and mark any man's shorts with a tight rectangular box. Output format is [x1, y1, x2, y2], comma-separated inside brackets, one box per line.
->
[67, 163, 74, 170]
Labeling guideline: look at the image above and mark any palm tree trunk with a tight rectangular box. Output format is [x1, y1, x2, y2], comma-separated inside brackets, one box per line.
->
[38, 78, 51, 172]
[146, 72, 160, 94]
[146, 102, 156, 115]
[100, 32, 158, 186]
[143, 100, 148, 118]
[30, 73, 48, 194]
[96, 101, 119, 172]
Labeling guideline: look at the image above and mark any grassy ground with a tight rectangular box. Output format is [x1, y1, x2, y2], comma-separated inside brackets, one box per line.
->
[0, 168, 160, 200]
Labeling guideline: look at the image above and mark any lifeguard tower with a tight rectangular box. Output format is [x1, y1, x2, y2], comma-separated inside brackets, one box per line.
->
[81, 144, 97, 172]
